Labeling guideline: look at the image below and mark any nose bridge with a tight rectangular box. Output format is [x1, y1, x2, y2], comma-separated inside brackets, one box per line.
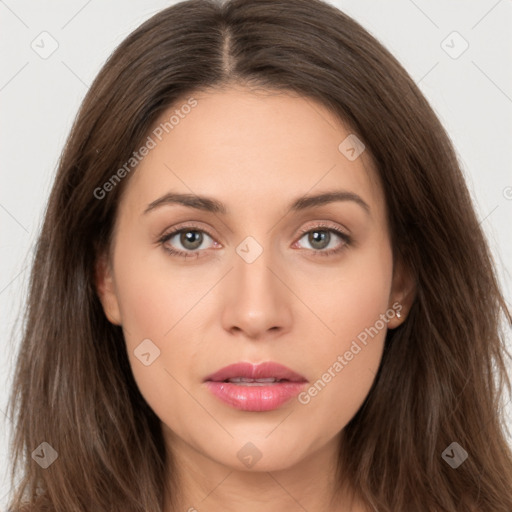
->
[220, 234, 291, 336]
[233, 234, 279, 304]
[237, 240, 272, 289]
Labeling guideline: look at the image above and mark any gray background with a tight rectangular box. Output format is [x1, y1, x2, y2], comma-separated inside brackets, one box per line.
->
[1, 0, 511, 507]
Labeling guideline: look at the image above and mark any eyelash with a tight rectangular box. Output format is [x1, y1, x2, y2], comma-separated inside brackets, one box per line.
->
[158, 222, 352, 259]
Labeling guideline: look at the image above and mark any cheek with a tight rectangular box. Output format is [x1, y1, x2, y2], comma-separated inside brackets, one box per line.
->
[308, 238, 393, 352]
[108, 238, 195, 410]
[111, 229, 192, 341]
[297, 242, 393, 427]
[113, 271, 201, 433]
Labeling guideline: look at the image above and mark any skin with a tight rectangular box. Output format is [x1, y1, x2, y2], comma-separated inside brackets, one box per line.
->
[96, 85, 415, 512]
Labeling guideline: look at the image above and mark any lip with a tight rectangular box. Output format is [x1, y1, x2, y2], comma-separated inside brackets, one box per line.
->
[204, 361, 307, 383]
[204, 362, 307, 412]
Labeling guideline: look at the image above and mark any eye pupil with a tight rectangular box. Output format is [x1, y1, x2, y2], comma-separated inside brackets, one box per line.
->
[181, 230, 202, 250]
[309, 230, 329, 249]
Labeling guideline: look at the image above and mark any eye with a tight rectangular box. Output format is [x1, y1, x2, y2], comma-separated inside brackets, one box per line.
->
[294, 224, 351, 257]
[158, 222, 351, 259]
[158, 225, 218, 259]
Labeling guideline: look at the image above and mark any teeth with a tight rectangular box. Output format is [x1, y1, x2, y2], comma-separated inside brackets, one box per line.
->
[227, 377, 280, 384]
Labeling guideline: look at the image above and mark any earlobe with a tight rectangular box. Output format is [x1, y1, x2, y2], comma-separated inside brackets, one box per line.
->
[387, 259, 416, 329]
[94, 253, 122, 325]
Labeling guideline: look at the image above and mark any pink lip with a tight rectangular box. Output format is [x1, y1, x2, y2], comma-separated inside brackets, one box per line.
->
[204, 362, 307, 412]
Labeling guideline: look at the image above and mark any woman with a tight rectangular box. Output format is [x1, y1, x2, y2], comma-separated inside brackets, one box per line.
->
[7, 0, 512, 510]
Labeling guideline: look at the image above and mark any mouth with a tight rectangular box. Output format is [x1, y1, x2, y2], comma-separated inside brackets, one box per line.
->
[204, 362, 308, 412]
[218, 377, 293, 386]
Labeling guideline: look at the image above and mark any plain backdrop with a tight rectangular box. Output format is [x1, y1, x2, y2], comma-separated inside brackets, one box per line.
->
[1, 0, 511, 507]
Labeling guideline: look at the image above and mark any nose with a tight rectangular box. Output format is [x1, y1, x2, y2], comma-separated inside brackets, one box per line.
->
[220, 243, 293, 340]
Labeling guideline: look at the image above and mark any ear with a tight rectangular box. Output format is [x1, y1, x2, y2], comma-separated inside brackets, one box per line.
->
[387, 257, 416, 329]
[94, 252, 122, 326]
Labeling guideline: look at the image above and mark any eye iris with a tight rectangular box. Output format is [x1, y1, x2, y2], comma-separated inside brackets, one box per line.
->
[309, 230, 330, 250]
[181, 230, 202, 250]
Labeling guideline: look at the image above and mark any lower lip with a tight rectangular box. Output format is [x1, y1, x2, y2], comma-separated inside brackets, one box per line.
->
[204, 381, 307, 412]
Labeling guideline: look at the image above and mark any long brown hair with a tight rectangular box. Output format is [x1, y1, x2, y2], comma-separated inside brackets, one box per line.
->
[7, 0, 512, 510]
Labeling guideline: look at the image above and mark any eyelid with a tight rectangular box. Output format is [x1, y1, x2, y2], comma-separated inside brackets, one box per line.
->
[295, 220, 350, 237]
[158, 221, 215, 240]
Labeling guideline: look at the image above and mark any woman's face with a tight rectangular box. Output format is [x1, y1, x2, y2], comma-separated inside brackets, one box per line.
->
[97, 85, 410, 473]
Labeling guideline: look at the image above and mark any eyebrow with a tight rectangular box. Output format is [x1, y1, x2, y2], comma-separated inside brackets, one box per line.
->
[143, 190, 370, 215]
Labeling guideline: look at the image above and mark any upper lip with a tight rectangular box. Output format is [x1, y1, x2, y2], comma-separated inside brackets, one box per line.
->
[204, 362, 308, 383]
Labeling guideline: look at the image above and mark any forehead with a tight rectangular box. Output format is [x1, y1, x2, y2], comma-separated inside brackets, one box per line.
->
[120, 86, 385, 220]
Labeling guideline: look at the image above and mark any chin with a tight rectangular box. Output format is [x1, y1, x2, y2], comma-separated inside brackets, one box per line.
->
[207, 433, 319, 473]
